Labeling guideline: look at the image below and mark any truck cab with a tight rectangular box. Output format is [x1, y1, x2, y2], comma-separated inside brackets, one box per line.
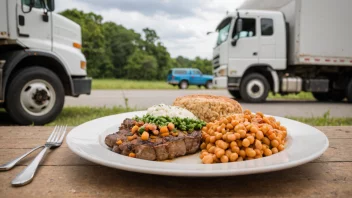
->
[0, 0, 91, 125]
[213, 1, 352, 103]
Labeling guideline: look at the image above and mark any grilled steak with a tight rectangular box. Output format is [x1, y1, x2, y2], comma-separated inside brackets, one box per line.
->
[105, 118, 202, 161]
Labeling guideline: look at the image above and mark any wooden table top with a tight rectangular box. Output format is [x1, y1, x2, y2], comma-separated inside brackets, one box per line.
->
[0, 126, 351, 198]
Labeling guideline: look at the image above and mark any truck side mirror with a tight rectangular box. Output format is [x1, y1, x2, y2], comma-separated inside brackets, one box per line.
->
[21, 0, 35, 13]
[46, 0, 55, 11]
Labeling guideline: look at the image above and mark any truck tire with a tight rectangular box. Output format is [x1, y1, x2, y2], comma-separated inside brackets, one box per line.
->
[240, 73, 269, 103]
[205, 80, 213, 89]
[5, 66, 65, 125]
[178, 80, 189, 89]
[346, 79, 352, 103]
[312, 92, 329, 102]
[228, 90, 242, 99]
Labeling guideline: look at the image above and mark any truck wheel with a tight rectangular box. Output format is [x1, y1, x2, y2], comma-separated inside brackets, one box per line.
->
[5, 66, 65, 125]
[346, 79, 352, 103]
[178, 80, 188, 89]
[328, 90, 345, 102]
[240, 73, 269, 103]
[228, 90, 242, 99]
[312, 92, 329, 102]
[205, 81, 213, 89]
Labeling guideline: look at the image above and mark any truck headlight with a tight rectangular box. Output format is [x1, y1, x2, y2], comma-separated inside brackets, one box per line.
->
[218, 68, 227, 77]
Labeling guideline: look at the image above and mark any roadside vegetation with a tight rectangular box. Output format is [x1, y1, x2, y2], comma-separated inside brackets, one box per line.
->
[45, 107, 351, 126]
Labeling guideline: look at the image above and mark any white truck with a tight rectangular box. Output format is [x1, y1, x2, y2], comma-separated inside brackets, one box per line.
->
[0, 0, 91, 124]
[212, 0, 352, 103]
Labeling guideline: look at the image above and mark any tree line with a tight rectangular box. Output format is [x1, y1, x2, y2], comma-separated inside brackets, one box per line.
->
[60, 9, 213, 80]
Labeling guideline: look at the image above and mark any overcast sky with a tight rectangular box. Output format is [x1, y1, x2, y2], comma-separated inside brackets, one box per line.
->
[56, 0, 245, 59]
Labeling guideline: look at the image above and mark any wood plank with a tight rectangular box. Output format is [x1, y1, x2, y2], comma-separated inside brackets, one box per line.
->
[315, 126, 352, 139]
[0, 138, 350, 166]
[0, 162, 351, 198]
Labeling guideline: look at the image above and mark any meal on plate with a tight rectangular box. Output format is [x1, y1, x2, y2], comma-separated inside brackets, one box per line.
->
[105, 104, 206, 161]
[105, 95, 287, 163]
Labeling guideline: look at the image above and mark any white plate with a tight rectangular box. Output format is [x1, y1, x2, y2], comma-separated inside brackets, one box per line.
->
[66, 111, 329, 177]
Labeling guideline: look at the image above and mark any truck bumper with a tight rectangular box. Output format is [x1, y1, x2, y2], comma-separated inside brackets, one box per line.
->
[213, 77, 227, 88]
[72, 77, 92, 96]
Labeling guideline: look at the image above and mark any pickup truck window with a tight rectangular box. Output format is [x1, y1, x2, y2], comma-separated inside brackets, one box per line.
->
[174, 70, 187, 75]
[193, 70, 202, 75]
[261, 18, 274, 36]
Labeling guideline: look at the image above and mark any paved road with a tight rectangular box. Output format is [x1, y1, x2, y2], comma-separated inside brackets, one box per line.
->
[65, 90, 352, 117]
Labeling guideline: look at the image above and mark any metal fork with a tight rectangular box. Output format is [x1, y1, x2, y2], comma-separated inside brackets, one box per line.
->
[11, 125, 67, 186]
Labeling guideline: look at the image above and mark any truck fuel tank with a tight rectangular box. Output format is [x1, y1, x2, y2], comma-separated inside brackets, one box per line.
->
[281, 77, 302, 93]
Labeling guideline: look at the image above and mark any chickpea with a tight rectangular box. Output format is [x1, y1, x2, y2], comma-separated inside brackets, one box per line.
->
[262, 144, 268, 150]
[226, 123, 234, 130]
[152, 130, 159, 135]
[245, 148, 256, 158]
[230, 141, 237, 148]
[237, 156, 244, 161]
[221, 155, 229, 163]
[246, 123, 252, 131]
[213, 154, 220, 163]
[278, 144, 285, 151]
[236, 140, 242, 147]
[200, 142, 206, 150]
[235, 123, 246, 132]
[254, 149, 261, 155]
[264, 148, 272, 156]
[215, 132, 222, 140]
[250, 126, 259, 133]
[202, 126, 208, 132]
[246, 157, 254, 160]
[256, 112, 264, 118]
[116, 139, 123, 145]
[239, 150, 246, 158]
[208, 146, 216, 154]
[216, 140, 229, 150]
[247, 136, 255, 144]
[256, 131, 264, 140]
[202, 154, 214, 164]
[225, 149, 232, 158]
[141, 132, 149, 141]
[131, 125, 139, 134]
[129, 153, 136, 158]
[268, 133, 277, 141]
[148, 124, 157, 131]
[160, 126, 169, 134]
[262, 137, 270, 145]
[261, 124, 269, 134]
[206, 143, 214, 150]
[222, 133, 228, 141]
[238, 130, 247, 138]
[231, 146, 240, 154]
[227, 134, 236, 142]
[234, 133, 241, 140]
[209, 136, 216, 143]
[229, 153, 239, 162]
[242, 138, 250, 147]
[215, 148, 225, 158]
[221, 128, 226, 134]
[216, 126, 221, 132]
[272, 147, 279, 154]
[255, 140, 262, 150]
[255, 154, 262, 159]
[231, 120, 239, 127]
[263, 117, 270, 124]
[205, 136, 211, 144]
[271, 139, 279, 148]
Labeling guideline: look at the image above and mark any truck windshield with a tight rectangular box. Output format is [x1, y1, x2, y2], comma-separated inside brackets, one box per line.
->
[216, 18, 232, 46]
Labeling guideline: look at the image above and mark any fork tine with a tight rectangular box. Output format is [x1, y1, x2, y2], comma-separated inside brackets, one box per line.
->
[46, 126, 58, 142]
[53, 126, 63, 142]
[58, 125, 67, 143]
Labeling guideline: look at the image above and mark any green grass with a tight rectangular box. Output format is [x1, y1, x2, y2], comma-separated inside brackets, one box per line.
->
[46, 106, 136, 126]
[44, 107, 351, 126]
[92, 79, 203, 90]
[287, 111, 352, 126]
[268, 92, 314, 100]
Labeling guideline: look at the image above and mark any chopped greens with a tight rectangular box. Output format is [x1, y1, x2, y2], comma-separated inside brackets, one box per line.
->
[133, 114, 206, 132]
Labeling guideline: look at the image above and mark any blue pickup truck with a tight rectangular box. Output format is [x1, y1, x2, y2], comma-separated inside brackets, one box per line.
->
[167, 68, 213, 89]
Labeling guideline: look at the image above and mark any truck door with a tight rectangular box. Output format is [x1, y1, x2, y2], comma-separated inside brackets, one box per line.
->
[16, 0, 52, 51]
[228, 17, 259, 77]
[259, 18, 276, 68]
[190, 69, 203, 85]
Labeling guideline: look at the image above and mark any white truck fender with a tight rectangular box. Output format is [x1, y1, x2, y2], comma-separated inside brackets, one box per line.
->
[267, 67, 279, 94]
